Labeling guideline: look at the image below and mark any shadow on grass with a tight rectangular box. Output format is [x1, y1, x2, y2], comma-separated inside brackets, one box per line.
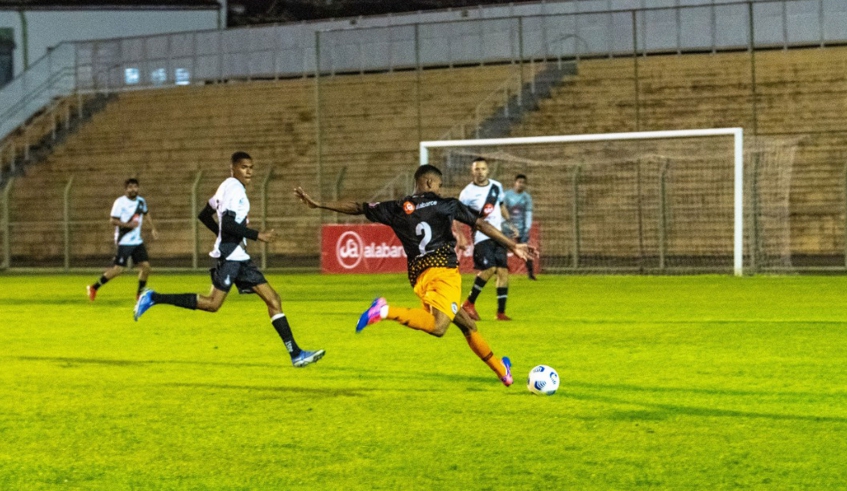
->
[319, 364, 496, 385]
[567, 380, 847, 400]
[166, 382, 377, 397]
[13, 355, 496, 385]
[1, 299, 132, 307]
[536, 317, 847, 326]
[562, 385, 847, 423]
[14, 355, 277, 369]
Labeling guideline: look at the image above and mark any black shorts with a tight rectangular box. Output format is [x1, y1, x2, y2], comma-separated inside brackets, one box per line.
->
[113, 243, 149, 266]
[210, 259, 267, 294]
[473, 239, 508, 270]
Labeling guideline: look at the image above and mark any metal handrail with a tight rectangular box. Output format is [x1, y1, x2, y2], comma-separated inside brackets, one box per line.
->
[439, 69, 524, 142]
[0, 95, 73, 176]
[0, 60, 126, 175]
[0, 67, 75, 122]
[438, 33, 583, 142]
[0, 69, 76, 146]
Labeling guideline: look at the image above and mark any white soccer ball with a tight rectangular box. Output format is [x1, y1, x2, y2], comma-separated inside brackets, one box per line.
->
[527, 365, 559, 395]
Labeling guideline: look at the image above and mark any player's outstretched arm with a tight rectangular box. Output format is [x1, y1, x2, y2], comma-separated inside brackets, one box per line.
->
[474, 218, 535, 261]
[452, 222, 469, 252]
[294, 187, 364, 215]
[220, 212, 277, 243]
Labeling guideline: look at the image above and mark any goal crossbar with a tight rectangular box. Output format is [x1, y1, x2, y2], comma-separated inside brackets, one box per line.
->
[420, 128, 745, 276]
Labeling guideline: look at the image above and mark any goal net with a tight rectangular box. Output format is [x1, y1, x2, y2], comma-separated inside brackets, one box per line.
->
[420, 129, 798, 275]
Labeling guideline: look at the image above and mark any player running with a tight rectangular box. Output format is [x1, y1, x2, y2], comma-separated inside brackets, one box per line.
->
[459, 157, 515, 321]
[134, 152, 325, 368]
[87, 178, 159, 301]
[294, 164, 533, 386]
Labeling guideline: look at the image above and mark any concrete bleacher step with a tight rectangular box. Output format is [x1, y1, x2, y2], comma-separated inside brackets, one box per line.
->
[504, 47, 847, 258]
[8, 64, 520, 262]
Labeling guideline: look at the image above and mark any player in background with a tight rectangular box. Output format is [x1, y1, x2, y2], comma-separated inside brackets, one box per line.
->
[87, 178, 159, 301]
[134, 152, 325, 368]
[294, 164, 533, 387]
[458, 157, 515, 321]
[503, 173, 536, 280]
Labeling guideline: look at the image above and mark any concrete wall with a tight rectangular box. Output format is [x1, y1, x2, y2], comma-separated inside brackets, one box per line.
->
[0, 9, 220, 80]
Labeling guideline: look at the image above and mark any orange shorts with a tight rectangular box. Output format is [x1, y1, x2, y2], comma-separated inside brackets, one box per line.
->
[413, 267, 463, 321]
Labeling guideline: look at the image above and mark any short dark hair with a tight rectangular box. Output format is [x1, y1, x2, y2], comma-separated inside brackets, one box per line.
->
[414, 164, 442, 181]
[471, 156, 487, 165]
[231, 151, 252, 164]
[125, 178, 139, 187]
[515, 174, 527, 182]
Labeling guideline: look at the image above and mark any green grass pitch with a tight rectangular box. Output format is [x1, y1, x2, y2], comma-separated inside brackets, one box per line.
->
[2, 273, 847, 490]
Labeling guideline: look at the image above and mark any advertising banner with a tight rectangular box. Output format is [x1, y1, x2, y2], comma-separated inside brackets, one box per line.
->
[321, 224, 540, 274]
[321, 224, 407, 274]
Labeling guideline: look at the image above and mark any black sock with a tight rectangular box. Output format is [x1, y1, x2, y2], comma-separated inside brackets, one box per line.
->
[468, 276, 488, 304]
[138, 280, 147, 294]
[92, 275, 109, 290]
[496, 287, 508, 314]
[150, 292, 197, 310]
[271, 313, 301, 357]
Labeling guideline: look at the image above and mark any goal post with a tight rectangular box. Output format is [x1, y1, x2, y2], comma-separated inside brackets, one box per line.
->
[420, 128, 747, 276]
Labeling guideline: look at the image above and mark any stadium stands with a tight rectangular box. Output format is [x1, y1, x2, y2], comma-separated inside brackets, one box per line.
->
[6, 45, 847, 268]
[5, 64, 527, 266]
[508, 47, 847, 266]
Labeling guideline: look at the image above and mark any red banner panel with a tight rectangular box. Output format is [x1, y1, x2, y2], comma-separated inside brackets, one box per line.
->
[321, 224, 540, 274]
[321, 224, 407, 274]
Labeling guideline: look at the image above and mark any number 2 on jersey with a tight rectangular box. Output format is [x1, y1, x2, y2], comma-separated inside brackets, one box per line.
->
[415, 221, 432, 255]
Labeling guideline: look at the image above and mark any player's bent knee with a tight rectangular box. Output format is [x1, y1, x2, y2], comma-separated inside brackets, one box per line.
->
[432, 318, 451, 337]
[453, 322, 474, 336]
[452, 310, 476, 333]
[262, 296, 282, 316]
[199, 297, 223, 313]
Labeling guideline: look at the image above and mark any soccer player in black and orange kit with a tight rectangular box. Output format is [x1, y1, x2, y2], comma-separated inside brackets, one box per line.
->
[294, 164, 533, 386]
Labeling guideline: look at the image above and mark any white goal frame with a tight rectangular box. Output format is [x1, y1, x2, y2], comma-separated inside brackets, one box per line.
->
[420, 128, 745, 276]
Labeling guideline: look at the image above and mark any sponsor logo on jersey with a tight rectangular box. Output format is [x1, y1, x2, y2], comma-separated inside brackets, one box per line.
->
[482, 203, 495, 216]
[336, 230, 406, 269]
[416, 201, 436, 210]
[403, 201, 416, 214]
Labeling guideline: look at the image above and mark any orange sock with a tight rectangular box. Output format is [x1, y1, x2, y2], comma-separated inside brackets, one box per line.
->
[386, 306, 437, 334]
[465, 331, 507, 379]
